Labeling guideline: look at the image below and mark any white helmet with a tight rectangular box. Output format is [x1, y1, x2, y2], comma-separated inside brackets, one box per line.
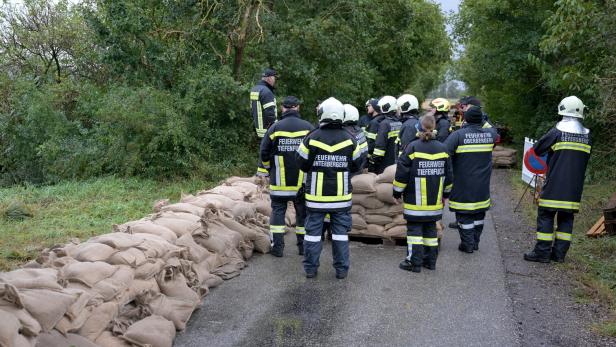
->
[397, 94, 419, 113]
[343, 104, 359, 123]
[377, 95, 397, 114]
[558, 96, 585, 119]
[318, 97, 345, 123]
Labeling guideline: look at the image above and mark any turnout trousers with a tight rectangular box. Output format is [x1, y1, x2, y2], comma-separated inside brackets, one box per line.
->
[406, 222, 439, 267]
[303, 210, 351, 275]
[270, 196, 306, 254]
[456, 211, 486, 251]
[532, 208, 574, 259]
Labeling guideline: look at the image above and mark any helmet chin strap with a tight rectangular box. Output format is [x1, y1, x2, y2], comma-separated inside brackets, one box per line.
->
[556, 116, 589, 135]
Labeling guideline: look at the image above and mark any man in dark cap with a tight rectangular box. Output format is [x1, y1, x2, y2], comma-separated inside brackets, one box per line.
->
[260, 96, 314, 256]
[252, 68, 278, 176]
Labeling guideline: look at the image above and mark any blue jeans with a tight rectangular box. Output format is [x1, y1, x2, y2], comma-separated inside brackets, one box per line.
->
[303, 210, 351, 274]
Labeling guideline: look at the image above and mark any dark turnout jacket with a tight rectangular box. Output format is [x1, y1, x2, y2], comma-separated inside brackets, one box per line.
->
[393, 138, 453, 222]
[260, 110, 314, 198]
[250, 80, 277, 138]
[444, 124, 497, 213]
[372, 114, 402, 174]
[296, 122, 362, 212]
[534, 127, 591, 212]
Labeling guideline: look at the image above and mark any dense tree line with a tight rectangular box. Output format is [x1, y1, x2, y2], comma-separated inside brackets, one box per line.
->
[0, 0, 450, 185]
[454, 0, 616, 180]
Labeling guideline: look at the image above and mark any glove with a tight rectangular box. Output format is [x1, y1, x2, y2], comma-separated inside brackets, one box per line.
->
[393, 190, 402, 200]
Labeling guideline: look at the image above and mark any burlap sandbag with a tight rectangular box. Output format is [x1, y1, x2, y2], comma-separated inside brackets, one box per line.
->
[350, 204, 366, 215]
[133, 233, 184, 259]
[285, 203, 296, 227]
[225, 176, 260, 185]
[204, 186, 246, 201]
[188, 194, 235, 211]
[385, 225, 407, 238]
[77, 301, 119, 341]
[156, 211, 202, 223]
[134, 259, 166, 280]
[365, 224, 385, 236]
[365, 214, 393, 226]
[96, 331, 133, 347]
[230, 201, 256, 220]
[239, 240, 254, 260]
[151, 217, 200, 238]
[89, 233, 145, 250]
[156, 269, 199, 306]
[122, 315, 176, 347]
[229, 181, 260, 195]
[369, 203, 403, 217]
[253, 200, 272, 216]
[160, 203, 204, 216]
[62, 287, 94, 321]
[375, 165, 396, 183]
[141, 292, 195, 331]
[194, 260, 223, 289]
[17, 288, 78, 332]
[351, 173, 377, 193]
[353, 193, 385, 210]
[0, 268, 62, 291]
[36, 330, 99, 347]
[0, 309, 20, 347]
[116, 221, 178, 244]
[0, 300, 41, 337]
[375, 183, 397, 204]
[71, 242, 118, 263]
[217, 217, 258, 241]
[91, 265, 134, 302]
[127, 278, 159, 303]
[351, 214, 367, 230]
[211, 262, 241, 280]
[61, 261, 117, 288]
[175, 234, 210, 263]
[54, 306, 91, 336]
[108, 248, 148, 268]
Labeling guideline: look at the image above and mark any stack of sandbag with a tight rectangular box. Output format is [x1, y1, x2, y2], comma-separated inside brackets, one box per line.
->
[0, 176, 277, 347]
[350, 165, 407, 239]
[492, 145, 517, 167]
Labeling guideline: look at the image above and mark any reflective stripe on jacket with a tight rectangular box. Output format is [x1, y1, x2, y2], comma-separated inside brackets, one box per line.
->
[250, 81, 277, 138]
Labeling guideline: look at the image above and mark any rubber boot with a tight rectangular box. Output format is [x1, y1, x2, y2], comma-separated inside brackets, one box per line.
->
[296, 234, 304, 256]
[523, 251, 550, 263]
[271, 233, 284, 257]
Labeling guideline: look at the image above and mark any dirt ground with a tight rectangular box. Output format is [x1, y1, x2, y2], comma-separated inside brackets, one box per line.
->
[490, 169, 616, 347]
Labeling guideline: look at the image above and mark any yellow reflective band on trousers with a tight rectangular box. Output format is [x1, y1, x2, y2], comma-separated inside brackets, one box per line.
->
[536, 232, 554, 241]
[269, 130, 309, 140]
[455, 144, 494, 153]
[449, 199, 491, 210]
[423, 238, 438, 247]
[538, 199, 580, 210]
[409, 152, 449, 160]
[373, 148, 385, 156]
[270, 225, 286, 234]
[556, 232, 572, 241]
[296, 226, 305, 235]
[388, 130, 399, 138]
[257, 167, 268, 174]
[309, 139, 353, 152]
[420, 178, 427, 206]
[551, 142, 591, 154]
[365, 132, 376, 140]
[407, 236, 423, 245]
[337, 172, 343, 196]
[316, 172, 324, 196]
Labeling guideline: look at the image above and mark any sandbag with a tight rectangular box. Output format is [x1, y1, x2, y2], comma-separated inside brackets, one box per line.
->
[0, 268, 62, 291]
[375, 165, 396, 183]
[188, 194, 235, 211]
[36, 330, 99, 347]
[156, 211, 202, 223]
[151, 217, 200, 237]
[153, 199, 170, 213]
[230, 201, 256, 220]
[369, 203, 403, 217]
[375, 183, 397, 204]
[254, 200, 272, 216]
[365, 214, 393, 226]
[116, 221, 178, 244]
[72, 242, 117, 263]
[351, 214, 367, 230]
[143, 292, 195, 331]
[217, 217, 258, 241]
[17, 288, 78, 332]
[240, 240, 254, 260]
[0, 309, 20, 347]
[229, 181, 260, 195]
[62, 287, 94, 321]
[133, 233, 183, 259]
[54, 306, 91, 336]
[127, 279, 159, 303]
[96, 331, 133, 347]
[203, 186, 246, 201]
[89, 233, 145, 250]
[0, 302, 41, 337]
[122, 315, 176, 347]
[134, 259, 166, 280]
[160, 203, 204, 216]
[224, 176, 260, 185]
[385, 225, 407, 238]
[61, 261, 117, 287]
[350, 204, 366, 215]
[352, 193, 385, 210]
[365, 224, 385, 236]
[108, 248, 148, 268]
[351, 173, 377, 193]
[91, 265, 134, 302]
[156, 269, 199, 306]
[175, 234, 210, 263]
[77, 301, 119, 341]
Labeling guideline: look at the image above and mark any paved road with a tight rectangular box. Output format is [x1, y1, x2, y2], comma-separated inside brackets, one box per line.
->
[176, 205, 519, 347]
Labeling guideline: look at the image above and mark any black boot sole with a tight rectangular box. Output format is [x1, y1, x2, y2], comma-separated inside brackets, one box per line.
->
[422, 264, 436, 270]
[523, 254, 550, 263]
[458, 245, 474, 253]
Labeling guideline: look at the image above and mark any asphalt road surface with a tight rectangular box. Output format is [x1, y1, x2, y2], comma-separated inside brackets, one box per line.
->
[175, 207, 519, 346]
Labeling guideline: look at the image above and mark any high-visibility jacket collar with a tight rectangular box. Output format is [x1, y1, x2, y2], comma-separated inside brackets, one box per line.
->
[257, 79, 275, 91]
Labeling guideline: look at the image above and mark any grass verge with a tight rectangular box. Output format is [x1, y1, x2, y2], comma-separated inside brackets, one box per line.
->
[0, 173, 241, 271]
[511, 171, 616, 336]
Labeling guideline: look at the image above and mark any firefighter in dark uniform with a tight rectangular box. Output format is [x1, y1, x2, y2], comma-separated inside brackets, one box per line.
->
[430, 98, 452, 143]
[371, 95, 402, 174]
[358, 98, 377, 132]
[394, 115, 453, 272]
[524, 96, 591, 263]
[296, 97, 363, 279]
[252, 68, 278, 177]
[343, 104, 368, 172]
[260, 96, 314, 257]
[444, 106, 497, 253]
[365, 98, 384, 167]
[397, 94, 421, 152]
